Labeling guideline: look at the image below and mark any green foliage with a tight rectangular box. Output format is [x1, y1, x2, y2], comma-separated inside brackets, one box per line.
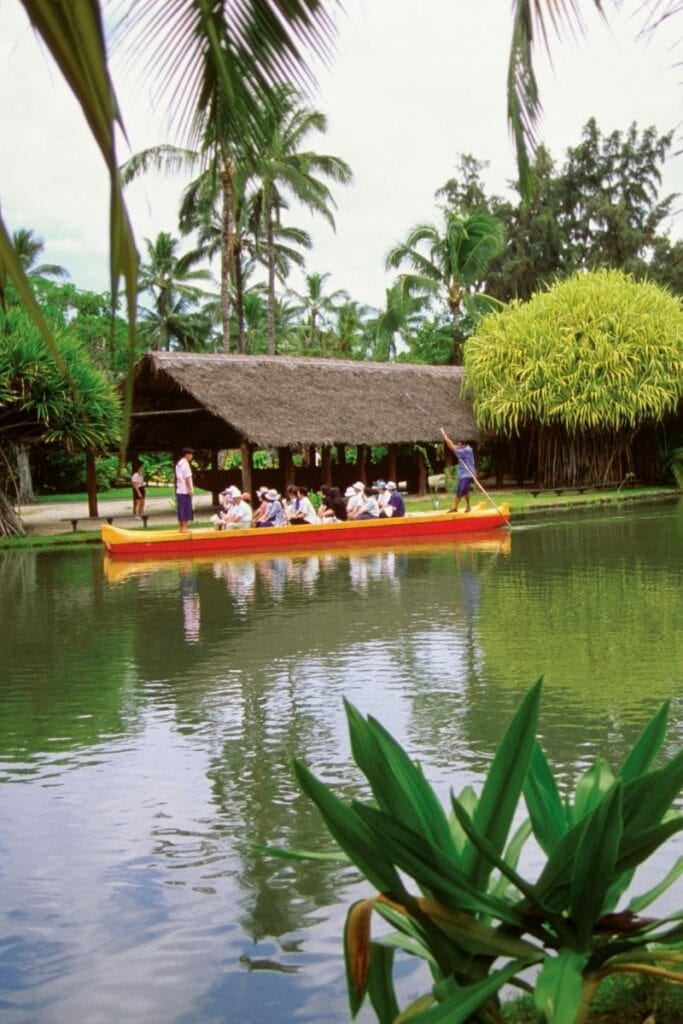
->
[0, 304, 120, 453]
[465, 269, 683, 435]
[386, 210, 504, 364]
[271, 682, 683, 1024]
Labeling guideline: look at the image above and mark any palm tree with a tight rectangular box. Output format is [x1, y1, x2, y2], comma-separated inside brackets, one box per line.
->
[370, 280, 426, 362]
[332, 299, 375, 359]
[12, 228, 69, 281]
[386, 211, 504, 364]
[287, 271, 349, 352]
[250, 85, 352, 354]
[137, 232, 214, 351]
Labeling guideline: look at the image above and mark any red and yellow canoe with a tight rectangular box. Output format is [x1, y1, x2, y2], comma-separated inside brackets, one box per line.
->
[101, 502, 510, 559]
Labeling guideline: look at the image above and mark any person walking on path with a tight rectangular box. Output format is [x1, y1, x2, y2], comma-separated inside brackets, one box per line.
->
[440, 428, 476, 513]
[175, 447, 195, 532]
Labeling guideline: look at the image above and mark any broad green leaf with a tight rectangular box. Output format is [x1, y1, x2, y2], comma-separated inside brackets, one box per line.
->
[374, 931, 436, 965]
[449, 785, 478, 856]
[394, 994, 436, 1023]
[535, 813, 592, 913]
[570, 783, 623, 946]
[374, 900, 470, 977]
[618, 701, 670, 782]
[413, 897, 543, 961]
[354, 802, 526, 928]
[407, 958, 530, 1024]
[622, 748, 683, 836]
[490, 819, 533, 902]
[615, 817, 683, 873]
[367, 944, 400, 1024]
[465, 680, 542, 890]
[571, 757, 615, 825]
[450, 795, 573, 944]
[294, 761, 404, 895]
[627, 855, 683, 913]
[533, 951, 589, 1024]
[345, 701, 459, 860]
[524, 741, 569, 855]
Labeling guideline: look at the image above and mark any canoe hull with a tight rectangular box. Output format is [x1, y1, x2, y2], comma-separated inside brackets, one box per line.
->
[101, 503, 510, 559]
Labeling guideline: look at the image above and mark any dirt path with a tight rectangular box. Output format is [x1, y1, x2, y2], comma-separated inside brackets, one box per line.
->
[18, 493, 217, 536]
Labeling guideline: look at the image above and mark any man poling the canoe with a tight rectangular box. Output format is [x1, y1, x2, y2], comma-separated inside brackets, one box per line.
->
[440, 427, 505, 517]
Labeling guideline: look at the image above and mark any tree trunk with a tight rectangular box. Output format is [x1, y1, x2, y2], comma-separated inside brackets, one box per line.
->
[16, 444, 35, 504]
[0, 488, 24, 537]
[220, 165, 235, 353]
[266, 206, 277, 355]
[235, 248, 247, 353]
[86, 448, 99, 517]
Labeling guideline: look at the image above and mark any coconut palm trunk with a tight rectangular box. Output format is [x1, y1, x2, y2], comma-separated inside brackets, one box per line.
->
[266, 205, 277, 355]
[219, 164, 235, 353]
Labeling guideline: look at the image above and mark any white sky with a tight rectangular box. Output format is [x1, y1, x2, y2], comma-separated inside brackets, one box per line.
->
[1, 0, 681, 311]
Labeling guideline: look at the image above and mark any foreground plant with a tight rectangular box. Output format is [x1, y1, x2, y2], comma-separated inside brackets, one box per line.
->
[270, 682, 683, 1024]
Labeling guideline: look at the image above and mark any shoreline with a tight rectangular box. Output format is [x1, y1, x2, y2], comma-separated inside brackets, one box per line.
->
[1, 487, 679, 551]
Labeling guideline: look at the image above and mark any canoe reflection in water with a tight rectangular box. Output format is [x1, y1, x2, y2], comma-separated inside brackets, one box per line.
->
[103, 534, 512, 642]
[180, 566, 201, 644]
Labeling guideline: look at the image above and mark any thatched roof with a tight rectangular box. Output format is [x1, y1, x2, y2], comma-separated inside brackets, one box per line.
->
[129, 352, 478, 451]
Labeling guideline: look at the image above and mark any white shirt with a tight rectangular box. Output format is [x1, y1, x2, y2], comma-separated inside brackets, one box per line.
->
[175, 457, 193, 495]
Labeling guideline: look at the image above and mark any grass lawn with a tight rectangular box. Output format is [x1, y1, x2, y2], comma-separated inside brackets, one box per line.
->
[36, 484, 176, 503]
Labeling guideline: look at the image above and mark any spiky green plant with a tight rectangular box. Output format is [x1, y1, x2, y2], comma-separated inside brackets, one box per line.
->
[268, 682, 683, 1024]
[464, 269, 683, 485]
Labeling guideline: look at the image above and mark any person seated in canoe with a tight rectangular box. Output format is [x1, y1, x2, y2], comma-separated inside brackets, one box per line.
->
[257, 489, 287, 528]
[384, 481, 406, 517]
[212, 485, 241, 529]
[346, 481, 368, 519]
[251, 486, 270, 525]
[287, 485, 318, 525]
[318, 486, 347, 522]
[357, 485, 380, 520]
[224, 489, 253, 529]
[375, 480, 391, 516]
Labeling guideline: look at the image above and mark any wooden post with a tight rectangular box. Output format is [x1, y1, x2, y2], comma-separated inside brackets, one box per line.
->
[337, 442, 346, 466]
[416, 449, 427, 496]
[356, 444, 367, 484]
[278, 446, 295, 490]
[321, 445, 332, 487]
[387, 444, 398, 484]
[86, 447, 98, 517]
[241, 441, 253, 496]
[211, 449, 220, 505]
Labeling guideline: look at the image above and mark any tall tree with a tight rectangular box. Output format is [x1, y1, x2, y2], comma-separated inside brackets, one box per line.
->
[369, 281, 425, 362]
[287, 271, 349, 351]
[250, 84, 352, 354]
[137, 232, 214, 351]
[12, 228, 69, 281]
[559, 119, 676, 273]
[386, 211, 504, 364]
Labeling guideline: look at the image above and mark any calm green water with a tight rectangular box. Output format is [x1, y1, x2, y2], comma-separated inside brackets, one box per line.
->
[1, 503, 682, 1024]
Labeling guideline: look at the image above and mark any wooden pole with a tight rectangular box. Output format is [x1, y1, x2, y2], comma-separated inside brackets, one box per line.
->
[241, 441, 253, 496]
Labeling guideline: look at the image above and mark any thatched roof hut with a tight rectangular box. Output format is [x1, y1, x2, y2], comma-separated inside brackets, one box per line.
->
[129, 352, 477, 451]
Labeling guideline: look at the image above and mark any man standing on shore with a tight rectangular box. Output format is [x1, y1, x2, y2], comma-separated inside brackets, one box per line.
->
[175, 447, 195, 532]
[440, 428, 476, 513]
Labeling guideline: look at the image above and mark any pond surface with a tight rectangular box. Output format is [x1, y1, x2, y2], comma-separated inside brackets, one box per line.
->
[1, 502, 683, 1024]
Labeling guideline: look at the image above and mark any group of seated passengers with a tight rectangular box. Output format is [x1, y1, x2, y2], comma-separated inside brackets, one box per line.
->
[212, 480, 405, 530]
[318, 480, 405, 523]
